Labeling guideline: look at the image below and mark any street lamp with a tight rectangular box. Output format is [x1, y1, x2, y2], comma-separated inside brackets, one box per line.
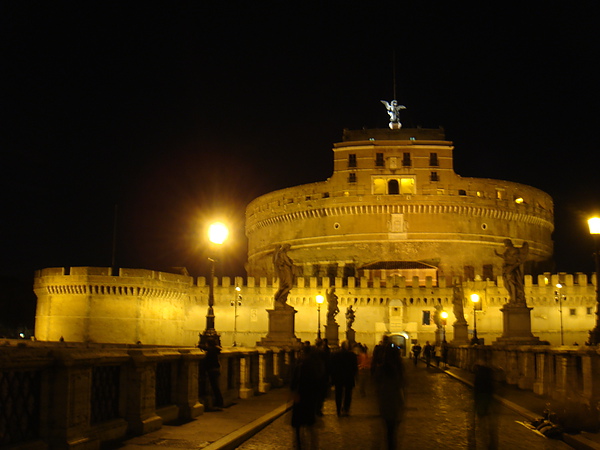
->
[231, 286, 242, 347]
[470, 293, 480, 345]
[316, 294, 324, 339]
[588, 217, 600, 345]
[199, 222, 229, 349]
[440, 310, 449, 342]
[555, 283, 566, 346]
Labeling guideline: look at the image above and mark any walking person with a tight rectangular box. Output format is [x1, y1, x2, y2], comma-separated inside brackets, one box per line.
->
[314, 338, 330, 416]
[203, 339, 224, 409]
[411, 341, 422, 366]
[434, 343, 442, 367]
[330, 340, 358, 416]
[356, 343, 371, 397]
[291, 344, 323, 449]
[441, 340, 449, 369]
[423, 341, 433, 368]
[471, 360, 499, 449]
[371, 335, 406, 450]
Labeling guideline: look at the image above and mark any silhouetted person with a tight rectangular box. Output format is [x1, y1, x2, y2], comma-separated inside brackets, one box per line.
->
[291, 344, 323, 449]
[411, 341, 422, 366]
[441, 340, 449, 369]
[372, 335, 406, 450]
[423, 341, 433, 367]
[472, 362, 498, 449]
[204, 339, 224, 409]
[356, 343, 371, 397]
[330, 340, 358, 416]
[314, 338, 330, 416]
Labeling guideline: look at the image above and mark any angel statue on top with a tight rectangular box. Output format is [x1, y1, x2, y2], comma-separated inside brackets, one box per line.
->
[381, 99, 407, 129]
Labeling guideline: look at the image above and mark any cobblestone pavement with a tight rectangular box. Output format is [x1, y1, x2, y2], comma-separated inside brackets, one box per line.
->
[238, 360, 572, 450]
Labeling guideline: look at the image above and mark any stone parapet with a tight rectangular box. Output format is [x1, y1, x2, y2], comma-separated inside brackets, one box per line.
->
[0, 342, 294, 449]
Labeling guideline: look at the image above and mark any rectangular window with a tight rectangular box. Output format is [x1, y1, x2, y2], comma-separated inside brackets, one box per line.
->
[464, 265, 475, 281]
[483, 264, 494, 281]
[348, 173, 357, 183]
[430, 172, 439, 182]
[458, 189, 467, 196]
[348, 154, 357, 168]
[429, 152, 439, 166]
[587, 307, 593, 315]
[422, 310, 431, 325]
[402, 152, 411, 167]
[375, 153, 384, 167]
[570, 308, 577, 316]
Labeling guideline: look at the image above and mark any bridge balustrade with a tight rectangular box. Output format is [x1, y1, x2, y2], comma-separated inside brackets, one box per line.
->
[448, 344, 600, 431]
[0, 342, 295, 449]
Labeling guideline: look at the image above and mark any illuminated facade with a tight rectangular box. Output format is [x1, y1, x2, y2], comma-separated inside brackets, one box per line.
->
[245, 128, 554, 283]
[34, 267, 598, 349]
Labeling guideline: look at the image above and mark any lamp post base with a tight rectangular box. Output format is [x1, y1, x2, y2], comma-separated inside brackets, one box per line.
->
[199, 329, 221, 349]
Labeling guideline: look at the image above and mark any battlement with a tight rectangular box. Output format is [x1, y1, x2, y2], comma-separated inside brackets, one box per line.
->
[34, 267, 597, 290]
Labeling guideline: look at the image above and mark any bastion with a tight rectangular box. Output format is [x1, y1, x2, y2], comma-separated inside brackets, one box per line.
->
[245, 128, 554, 283]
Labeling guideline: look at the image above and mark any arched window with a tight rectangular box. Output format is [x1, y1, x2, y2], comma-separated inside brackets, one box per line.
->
[388, 179, 400, 195]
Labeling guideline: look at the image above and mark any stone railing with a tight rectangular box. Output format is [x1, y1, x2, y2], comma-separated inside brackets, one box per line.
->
[0, 341, 295, 449]
[448, 344, 600, 431]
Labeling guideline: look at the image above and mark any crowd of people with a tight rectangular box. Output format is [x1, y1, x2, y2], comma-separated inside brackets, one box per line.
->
[290, 336, 407, 449]
[410, 339, 449, 368]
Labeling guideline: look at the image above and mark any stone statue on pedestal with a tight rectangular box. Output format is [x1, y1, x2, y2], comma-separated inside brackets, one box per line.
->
[325, 287, 340, 346]
[272, 243, 294, 308]
[452, 284, 467, 325]
[258, 243, 300, 347]
[326, 287, 339, 323]
[346, 306, 355, 330]
[495, 239, 529, 305]
[494, 239, 541, 345]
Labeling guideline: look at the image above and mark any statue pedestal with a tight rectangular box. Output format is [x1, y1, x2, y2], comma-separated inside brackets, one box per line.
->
[494, 304, 542, 346]
[346, 328, 356, 344]
[325, 322, 339, 347]
[258, 305, 301, 347]
[452, 322, 469, 345]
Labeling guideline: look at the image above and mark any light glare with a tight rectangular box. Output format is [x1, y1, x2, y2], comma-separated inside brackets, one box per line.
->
[208, 222, 229, 245]
[588, 217, 600, 235]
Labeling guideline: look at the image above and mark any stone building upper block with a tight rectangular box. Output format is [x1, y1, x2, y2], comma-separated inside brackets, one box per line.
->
[245, 128, 554, 282]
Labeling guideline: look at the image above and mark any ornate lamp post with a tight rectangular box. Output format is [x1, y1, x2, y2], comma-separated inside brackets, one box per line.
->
[316, 294, 324, 339]
[588, 217, 600, 345]
[470, 293, 480, 345]
[231, 286, 242, 347]
[199, 222, 229, 349]
[555, 283, 566, 346]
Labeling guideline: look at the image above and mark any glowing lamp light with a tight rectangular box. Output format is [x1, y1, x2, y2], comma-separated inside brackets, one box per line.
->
[470, 293, 480, 303]
[440, 311, 449, 320]
[316, 294, 325, 305]
[514, 197, 524, 204]
[589, 217, 600, 235]
[208, 222, 229, 245]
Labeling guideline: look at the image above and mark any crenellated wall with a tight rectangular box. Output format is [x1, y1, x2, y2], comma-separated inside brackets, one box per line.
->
[34, 267, 599, 348]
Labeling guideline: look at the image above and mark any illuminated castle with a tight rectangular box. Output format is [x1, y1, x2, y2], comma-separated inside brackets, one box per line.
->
[245, 127, 554, 283]
[35, 120, 585, 349]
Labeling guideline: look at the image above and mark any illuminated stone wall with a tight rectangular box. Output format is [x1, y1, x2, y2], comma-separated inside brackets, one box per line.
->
[34, 267, 597, 348]
[245, 128, 554, 280]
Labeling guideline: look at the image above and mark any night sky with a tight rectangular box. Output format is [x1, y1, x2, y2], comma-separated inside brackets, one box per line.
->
[2, 2, 599, 296]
